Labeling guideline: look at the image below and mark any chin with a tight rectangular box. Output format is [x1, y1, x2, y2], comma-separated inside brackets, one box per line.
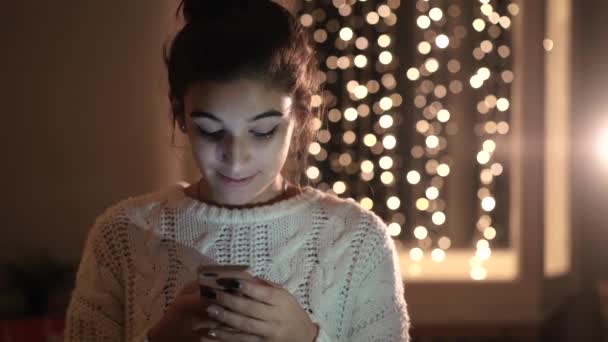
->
[216, 181, 279, 207]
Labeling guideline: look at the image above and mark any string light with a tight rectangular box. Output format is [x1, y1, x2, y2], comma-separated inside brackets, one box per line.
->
[301, 0, 516, 281]
[466, 0, 517, 279]
[402, 0, 517, 280]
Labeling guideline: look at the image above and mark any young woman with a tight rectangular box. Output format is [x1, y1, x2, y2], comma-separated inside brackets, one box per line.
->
[64, 1, 411, 341]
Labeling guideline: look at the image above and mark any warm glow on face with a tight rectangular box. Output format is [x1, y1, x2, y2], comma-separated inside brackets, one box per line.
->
[184, 79, 294, 206]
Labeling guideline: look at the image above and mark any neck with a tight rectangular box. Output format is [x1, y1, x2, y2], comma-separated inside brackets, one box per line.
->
[193, 176, 300, 209]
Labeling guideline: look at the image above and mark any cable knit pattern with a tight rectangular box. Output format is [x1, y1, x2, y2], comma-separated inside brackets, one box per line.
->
[64, 182, 411, 341]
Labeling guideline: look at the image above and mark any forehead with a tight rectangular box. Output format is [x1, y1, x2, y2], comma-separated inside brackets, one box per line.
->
[184, 79, 293, 119]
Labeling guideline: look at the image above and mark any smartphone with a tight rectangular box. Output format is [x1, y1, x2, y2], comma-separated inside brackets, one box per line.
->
[197, 264, 252, 295]
[197, 264, 250, 278]
[197, 264, 251, 333]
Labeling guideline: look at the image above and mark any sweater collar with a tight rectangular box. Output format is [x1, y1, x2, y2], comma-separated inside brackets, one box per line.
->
[166, 182, 321, 223]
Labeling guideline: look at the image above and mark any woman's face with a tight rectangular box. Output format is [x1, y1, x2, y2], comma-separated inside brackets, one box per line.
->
[181, 78, 296, 206]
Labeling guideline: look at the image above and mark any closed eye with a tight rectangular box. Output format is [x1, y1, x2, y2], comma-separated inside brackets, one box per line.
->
[198, 125, 279, 141]
[252, 125, 279, 139]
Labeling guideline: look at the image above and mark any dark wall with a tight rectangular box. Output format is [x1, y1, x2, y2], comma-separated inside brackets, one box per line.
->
[0, 1, 187, 265]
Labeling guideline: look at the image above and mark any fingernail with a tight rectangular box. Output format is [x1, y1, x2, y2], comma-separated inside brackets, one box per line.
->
[207, 305, 220, 316]
[216, 278, 240, 289]
[200, 285, 217, 300]
[208, 329, 218, 337]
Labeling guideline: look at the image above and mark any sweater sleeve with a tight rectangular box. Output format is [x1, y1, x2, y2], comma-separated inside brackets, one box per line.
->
[64, 207, 146, 342]
[346, 213, 411, 342]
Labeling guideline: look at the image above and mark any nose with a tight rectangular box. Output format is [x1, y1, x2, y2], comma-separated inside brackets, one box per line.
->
[217, 134, 251, 175]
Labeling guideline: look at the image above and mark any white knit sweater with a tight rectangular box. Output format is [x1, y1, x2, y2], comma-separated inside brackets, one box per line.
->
[64, 182, 411, 341]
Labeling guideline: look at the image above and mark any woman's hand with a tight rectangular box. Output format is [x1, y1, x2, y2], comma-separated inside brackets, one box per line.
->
[205, 277, 319, 342]
[147, 280, 223, 342]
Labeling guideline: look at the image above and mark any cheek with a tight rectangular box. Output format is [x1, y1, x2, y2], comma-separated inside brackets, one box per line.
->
[253, 138, 290, 168]
[252, 131, 293, 171]
[272, 124, 295, 160]
[192, 143, 217, 168]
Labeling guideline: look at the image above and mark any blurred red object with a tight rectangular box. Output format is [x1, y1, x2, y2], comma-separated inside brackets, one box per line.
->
[0, 317, 64, 342]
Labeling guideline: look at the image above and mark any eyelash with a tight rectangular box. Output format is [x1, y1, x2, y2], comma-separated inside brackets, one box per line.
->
[198, 126, 279, 141]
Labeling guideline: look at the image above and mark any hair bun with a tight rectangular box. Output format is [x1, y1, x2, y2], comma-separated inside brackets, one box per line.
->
[181, 0, 271, 23]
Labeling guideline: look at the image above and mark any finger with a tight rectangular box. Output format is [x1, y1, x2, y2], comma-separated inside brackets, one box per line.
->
[209, 328, 263, 342]
[193, 323, 233, 341]
[253, 277, 282, 288]
[214, 288, 273, 321]
[236, 279, 283, 306]
[191, 313, 222, 331]
[206, 304, 270, 337]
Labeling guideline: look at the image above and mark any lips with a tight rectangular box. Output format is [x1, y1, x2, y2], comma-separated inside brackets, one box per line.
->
[219, 173, 254, 181]
[217, 172, 257, 186]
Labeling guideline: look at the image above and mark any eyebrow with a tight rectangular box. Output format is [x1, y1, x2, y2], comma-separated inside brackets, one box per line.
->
[190, 110, 285, 122]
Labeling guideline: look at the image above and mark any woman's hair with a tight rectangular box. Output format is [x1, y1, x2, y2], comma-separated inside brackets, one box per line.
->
[164, 0, 321, 186]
